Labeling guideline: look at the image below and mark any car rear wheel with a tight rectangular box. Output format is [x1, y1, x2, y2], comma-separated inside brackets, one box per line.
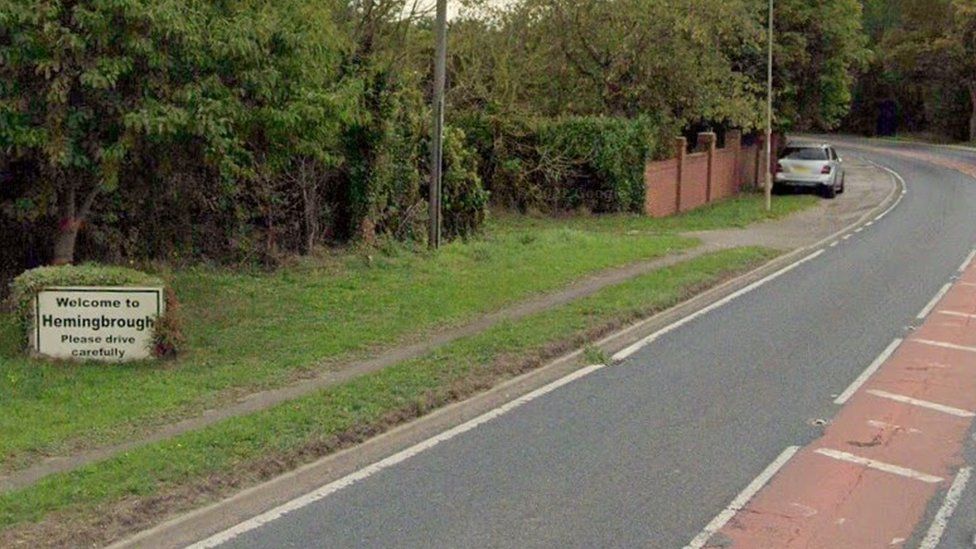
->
[821, 183, 837, 199]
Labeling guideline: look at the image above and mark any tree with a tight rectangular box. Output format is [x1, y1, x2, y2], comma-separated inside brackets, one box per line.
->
[0, 0, 352, 264]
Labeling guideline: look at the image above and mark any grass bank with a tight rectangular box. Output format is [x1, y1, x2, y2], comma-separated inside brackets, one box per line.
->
[0, 247, 778, 547]
[0, 194, 815, 472]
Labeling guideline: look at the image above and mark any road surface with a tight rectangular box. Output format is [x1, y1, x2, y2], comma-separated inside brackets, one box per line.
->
[204, 141, 976, 548]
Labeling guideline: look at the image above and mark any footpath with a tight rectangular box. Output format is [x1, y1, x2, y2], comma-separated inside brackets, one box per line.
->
[1, 155, 895, 549]
[0, 158, 890, 496]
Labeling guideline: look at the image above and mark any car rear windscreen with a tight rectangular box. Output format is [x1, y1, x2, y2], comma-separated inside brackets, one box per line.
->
[782, 147, 829, 160]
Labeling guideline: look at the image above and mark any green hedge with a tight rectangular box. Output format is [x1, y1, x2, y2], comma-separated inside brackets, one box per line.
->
[459, 115, 672, 214]
[9, 265, 182, 358]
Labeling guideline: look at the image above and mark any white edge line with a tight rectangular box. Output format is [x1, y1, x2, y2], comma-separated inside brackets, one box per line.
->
[187, 156, 905, 548]
[918, 283, 952, 320]
[611, 250, 824, 362]
[866, 389, 976, 418]
[814, 448, 944, 484]
[684, 446, 800, 549]
[919, 467, 973, 549]
[868, 160, 908, 221]
[834, 339, 903, 405]
[187, 363, 608, 549]
[960, 250, 976, 273]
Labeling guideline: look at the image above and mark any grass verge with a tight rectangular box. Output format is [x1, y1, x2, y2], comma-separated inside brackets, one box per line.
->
[0, 195, 814, 471]
[1, 247, 778, 547]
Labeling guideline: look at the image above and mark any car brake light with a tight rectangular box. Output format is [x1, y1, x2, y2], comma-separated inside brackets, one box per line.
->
[821, 165, 832, 174]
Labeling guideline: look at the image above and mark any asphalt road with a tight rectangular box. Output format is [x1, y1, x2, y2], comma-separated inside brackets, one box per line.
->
[218, 141, 976, 549]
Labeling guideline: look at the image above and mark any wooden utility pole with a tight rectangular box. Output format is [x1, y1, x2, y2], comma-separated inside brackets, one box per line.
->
[429, 0, 448, 249]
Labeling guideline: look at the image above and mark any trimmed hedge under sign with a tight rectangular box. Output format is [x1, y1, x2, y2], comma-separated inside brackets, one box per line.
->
[10, 265, 184, 361]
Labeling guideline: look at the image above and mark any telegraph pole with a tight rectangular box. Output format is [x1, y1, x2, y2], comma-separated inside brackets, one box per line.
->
[764, 0, 774, 211]
[429, 0, 448, 249]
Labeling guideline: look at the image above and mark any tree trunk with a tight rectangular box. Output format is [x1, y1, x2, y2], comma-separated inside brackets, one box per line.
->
[52, 220, 80, 265]
[51, 184, 99, 265]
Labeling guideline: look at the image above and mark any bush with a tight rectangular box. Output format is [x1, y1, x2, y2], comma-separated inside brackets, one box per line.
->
[459, 115, 671, 214]
[442, 127, 490, 239]
[9, 265, 183, 358]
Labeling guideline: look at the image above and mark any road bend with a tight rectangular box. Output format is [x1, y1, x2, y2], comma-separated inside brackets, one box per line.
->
[201, 141, 976, 549]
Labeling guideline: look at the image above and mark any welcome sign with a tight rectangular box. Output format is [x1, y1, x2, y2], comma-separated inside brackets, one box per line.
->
[32, 287, 164, 362]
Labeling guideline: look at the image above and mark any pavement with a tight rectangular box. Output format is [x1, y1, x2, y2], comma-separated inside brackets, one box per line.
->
[127, 140, 976, 549]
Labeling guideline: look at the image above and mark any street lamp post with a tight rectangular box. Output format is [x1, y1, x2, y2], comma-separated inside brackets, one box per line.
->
[429, 0, 448, 249]
[764, 0, 774, 212]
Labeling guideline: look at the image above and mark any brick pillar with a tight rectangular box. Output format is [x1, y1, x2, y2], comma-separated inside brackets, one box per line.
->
[699, 132, 716, 203]
[754, 135, 764, 189]
[675, 137, 687, 214]
[727, 129, 742, 190]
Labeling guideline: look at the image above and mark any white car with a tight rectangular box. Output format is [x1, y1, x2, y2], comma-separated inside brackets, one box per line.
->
[775, 143, 846, 199]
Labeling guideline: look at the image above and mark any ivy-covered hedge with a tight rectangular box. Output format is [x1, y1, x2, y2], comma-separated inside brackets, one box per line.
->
[9, 265, 184, 358]
[460, 115, 672, 214]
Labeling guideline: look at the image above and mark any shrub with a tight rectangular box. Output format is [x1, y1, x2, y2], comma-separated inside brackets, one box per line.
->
[9, 265, 183, 358]
[459, 115, 671, 214]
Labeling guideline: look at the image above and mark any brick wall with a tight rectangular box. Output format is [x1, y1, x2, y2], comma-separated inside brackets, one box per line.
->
[645, 131, 777, 217]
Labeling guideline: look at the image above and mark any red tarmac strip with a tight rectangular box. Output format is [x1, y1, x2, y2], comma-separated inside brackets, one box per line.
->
[712, 265, 976, 548]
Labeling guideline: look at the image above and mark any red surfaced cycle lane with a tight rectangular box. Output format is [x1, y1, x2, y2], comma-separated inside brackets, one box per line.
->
[710, 263, 976, 548]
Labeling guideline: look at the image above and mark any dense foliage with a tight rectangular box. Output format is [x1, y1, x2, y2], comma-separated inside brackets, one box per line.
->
[845, 0, 976, 141]
[1, 0, 871, 289]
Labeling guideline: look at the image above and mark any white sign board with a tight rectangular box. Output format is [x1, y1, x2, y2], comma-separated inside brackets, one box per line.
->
[31, 287, 164, 362]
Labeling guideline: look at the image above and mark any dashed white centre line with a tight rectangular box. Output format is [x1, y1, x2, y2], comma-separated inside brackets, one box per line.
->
[919, 467, 973, 549]
[918, 283, 952, 320]
[834, 339, 903, 405]
[866, 389, 976, 418]
[683, 446, 800, 549]
[814, 448, 944, 483]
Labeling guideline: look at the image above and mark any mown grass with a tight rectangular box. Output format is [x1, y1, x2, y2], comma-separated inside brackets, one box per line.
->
[0, 195, 813, 471]
[0, 247, 778, 544]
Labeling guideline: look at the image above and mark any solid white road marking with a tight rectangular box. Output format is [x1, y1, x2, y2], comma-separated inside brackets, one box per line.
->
[868, 160, 908, 222]
[187, 364, 608, 549]
[919, 467, 973, 549]
[610, 250, 825, 362]
[834, 339, 903, 405]
[684, 446, 800, 549]
[958, 282, 976, 287]
[913, 339, 976, 354]
[814, 448, 944, 483]
[960, 250, 976, 272]
[867, 389, 976, 418]
[918, 284, 952, 320]
[937, 310, 976, 320]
